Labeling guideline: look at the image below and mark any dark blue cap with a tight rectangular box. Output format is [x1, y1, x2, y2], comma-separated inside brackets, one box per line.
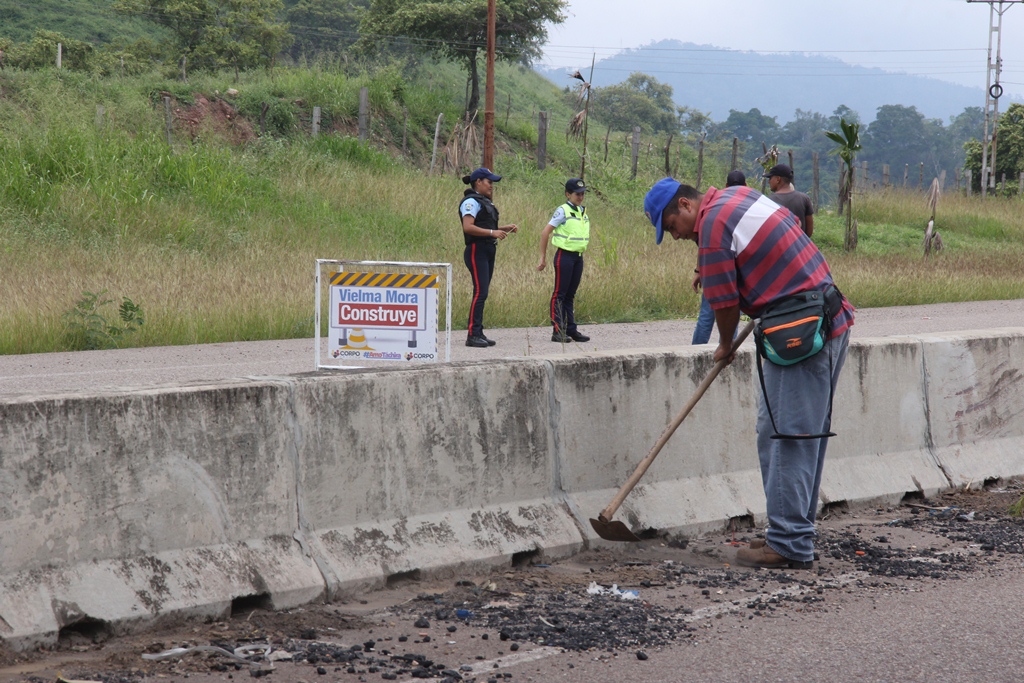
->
[469, 167, 502, 183]
[643, 178, 681, 245]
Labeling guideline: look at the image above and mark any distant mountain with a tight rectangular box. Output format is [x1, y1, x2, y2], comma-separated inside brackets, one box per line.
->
[537, 39, 1016, 124]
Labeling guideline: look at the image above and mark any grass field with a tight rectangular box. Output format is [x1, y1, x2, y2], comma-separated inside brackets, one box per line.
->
[1, 66, 1022, 355]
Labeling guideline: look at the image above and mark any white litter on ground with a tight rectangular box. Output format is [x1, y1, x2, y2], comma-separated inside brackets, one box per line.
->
[586, 581, 639, 600]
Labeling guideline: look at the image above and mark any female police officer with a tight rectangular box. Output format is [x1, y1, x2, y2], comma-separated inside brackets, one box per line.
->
[460, 167, 518, 348]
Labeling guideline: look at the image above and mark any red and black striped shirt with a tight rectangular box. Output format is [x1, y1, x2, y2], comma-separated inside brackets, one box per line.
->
[698, 185, 855, 338]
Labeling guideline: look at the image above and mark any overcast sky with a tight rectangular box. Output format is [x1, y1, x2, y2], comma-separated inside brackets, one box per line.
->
[541, 0, 1024, 99]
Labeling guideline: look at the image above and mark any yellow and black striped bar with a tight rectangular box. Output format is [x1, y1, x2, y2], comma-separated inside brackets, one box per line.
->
[329, 272, 438, 288]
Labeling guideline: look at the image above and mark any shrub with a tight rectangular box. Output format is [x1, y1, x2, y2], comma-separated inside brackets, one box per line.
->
[62, 290, 145, 351]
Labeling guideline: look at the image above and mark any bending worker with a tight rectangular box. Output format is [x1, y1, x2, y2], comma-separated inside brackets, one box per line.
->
[643, 176, 855, 570]
[537, 177, 591, 343]
[460, 167, 518, 348]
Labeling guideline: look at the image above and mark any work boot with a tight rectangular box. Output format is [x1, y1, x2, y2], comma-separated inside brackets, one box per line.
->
[749, 538, 819, 561]
[466, 336, 489, 348]
[568, 331, 590, 342]
[480, 335, 497, 346]
[735, 544, 813, 570]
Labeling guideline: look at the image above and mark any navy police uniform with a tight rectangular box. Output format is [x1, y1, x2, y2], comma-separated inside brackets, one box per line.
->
[459, 188, 500, 340]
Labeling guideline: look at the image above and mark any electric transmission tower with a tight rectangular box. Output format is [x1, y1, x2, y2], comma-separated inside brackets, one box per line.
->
[967, 0, 1023, 197]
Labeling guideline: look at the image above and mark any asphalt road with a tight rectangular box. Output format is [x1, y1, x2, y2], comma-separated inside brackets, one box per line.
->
[2, 299, 1023, 398]
[4, 497, 1023, 683]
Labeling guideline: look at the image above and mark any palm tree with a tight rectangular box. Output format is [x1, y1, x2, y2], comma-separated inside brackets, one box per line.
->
[825, 118, 862, 251]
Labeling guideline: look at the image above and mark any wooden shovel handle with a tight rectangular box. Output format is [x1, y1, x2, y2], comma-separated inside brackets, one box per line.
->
[598, 319, 756, 523]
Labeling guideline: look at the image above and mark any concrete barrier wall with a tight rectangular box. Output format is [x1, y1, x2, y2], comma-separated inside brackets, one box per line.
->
[1, 329, 1023, 648]
[919, 329, 1024, 485]
[821, 337, 949, 508]
[287, 363, 584, 597]
[552, 349, 765, 542]
[0, 384, 325, 648]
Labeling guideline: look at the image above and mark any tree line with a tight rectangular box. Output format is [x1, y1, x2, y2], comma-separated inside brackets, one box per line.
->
[587, 72, 1008, 194]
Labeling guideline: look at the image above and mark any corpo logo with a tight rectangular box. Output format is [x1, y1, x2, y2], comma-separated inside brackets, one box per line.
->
[332, 349, 361, 358]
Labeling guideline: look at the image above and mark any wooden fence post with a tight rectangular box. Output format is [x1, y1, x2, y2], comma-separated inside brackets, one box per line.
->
[430, 113, 444, 174]
[861, 161, 868, 190]
[903, 164, 909, 188]
[537, 111, 547, 170]
[696, 136, 705, 189]
[603, 125, 611, 163]
[731, 137, 738, 170]
[919, 162, 924, 189]
[812, 151, 819, 210]
[1019, 171, 1024, 196]
[312, 106, 321, 138]
[838, 160, 846, 216]
[664, 134, 673, 177]
[882, 164, 890, 187]
[955, 168, 961, 191]
[939, 170, 946, 188]
[402, 108, 408, 154]
[358, 87, 369, 143]
[630, 127, 641, 180]
[787, 149, 794, 173]
[760, 142, 770, 193]
[163, 96, 173, 147]
[259, 101, 268, 136]
[57, 43, 62, 69]
[965, 169, 972, 196]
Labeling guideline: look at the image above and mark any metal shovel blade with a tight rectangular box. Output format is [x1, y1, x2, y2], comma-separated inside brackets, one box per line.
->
[589, 515, 641, 543]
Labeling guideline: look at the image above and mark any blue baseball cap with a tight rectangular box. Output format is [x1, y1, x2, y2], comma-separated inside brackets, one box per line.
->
[643, 177, 681, 245]
[469, 167, 502, 183]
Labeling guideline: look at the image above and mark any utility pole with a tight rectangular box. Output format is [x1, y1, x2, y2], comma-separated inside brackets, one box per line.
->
[967, 0, 1022, 197]
[483, 0, 496, 169]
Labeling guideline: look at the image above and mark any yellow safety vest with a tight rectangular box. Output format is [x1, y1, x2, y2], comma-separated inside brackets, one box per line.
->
[551, 203, 590, 253]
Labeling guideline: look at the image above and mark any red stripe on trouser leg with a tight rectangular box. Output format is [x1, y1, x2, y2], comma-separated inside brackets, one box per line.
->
[550, 249, 562, 331]
[468, 243, 481, 334]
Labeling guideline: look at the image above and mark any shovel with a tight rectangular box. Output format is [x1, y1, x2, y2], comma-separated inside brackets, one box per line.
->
[589, 319, 756, 542]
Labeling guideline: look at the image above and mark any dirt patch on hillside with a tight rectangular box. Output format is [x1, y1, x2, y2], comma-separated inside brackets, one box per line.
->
[166, 93, 256, 145]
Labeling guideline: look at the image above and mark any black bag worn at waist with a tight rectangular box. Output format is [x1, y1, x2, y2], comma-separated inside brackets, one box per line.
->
[755, 289, 831, 366]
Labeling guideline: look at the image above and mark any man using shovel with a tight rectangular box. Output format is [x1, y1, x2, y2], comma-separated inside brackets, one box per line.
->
[643, 177, 855, 570]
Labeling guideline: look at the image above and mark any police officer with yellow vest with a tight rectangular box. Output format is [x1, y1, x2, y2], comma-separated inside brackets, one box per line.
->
[538, 178, 591, 343]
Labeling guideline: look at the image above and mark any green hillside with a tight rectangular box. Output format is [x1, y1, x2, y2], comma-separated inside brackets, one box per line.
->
[0, 0, 166, 45]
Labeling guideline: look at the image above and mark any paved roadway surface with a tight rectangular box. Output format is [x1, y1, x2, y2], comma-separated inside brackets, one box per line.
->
[4, 501, 1023, 683]
[2, 299, 1023, 397]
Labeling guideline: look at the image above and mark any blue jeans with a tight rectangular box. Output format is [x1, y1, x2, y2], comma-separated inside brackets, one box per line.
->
[692, 294, 737, 345]
[758, 330, 850, 563]
[692, 294, 715, 344]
